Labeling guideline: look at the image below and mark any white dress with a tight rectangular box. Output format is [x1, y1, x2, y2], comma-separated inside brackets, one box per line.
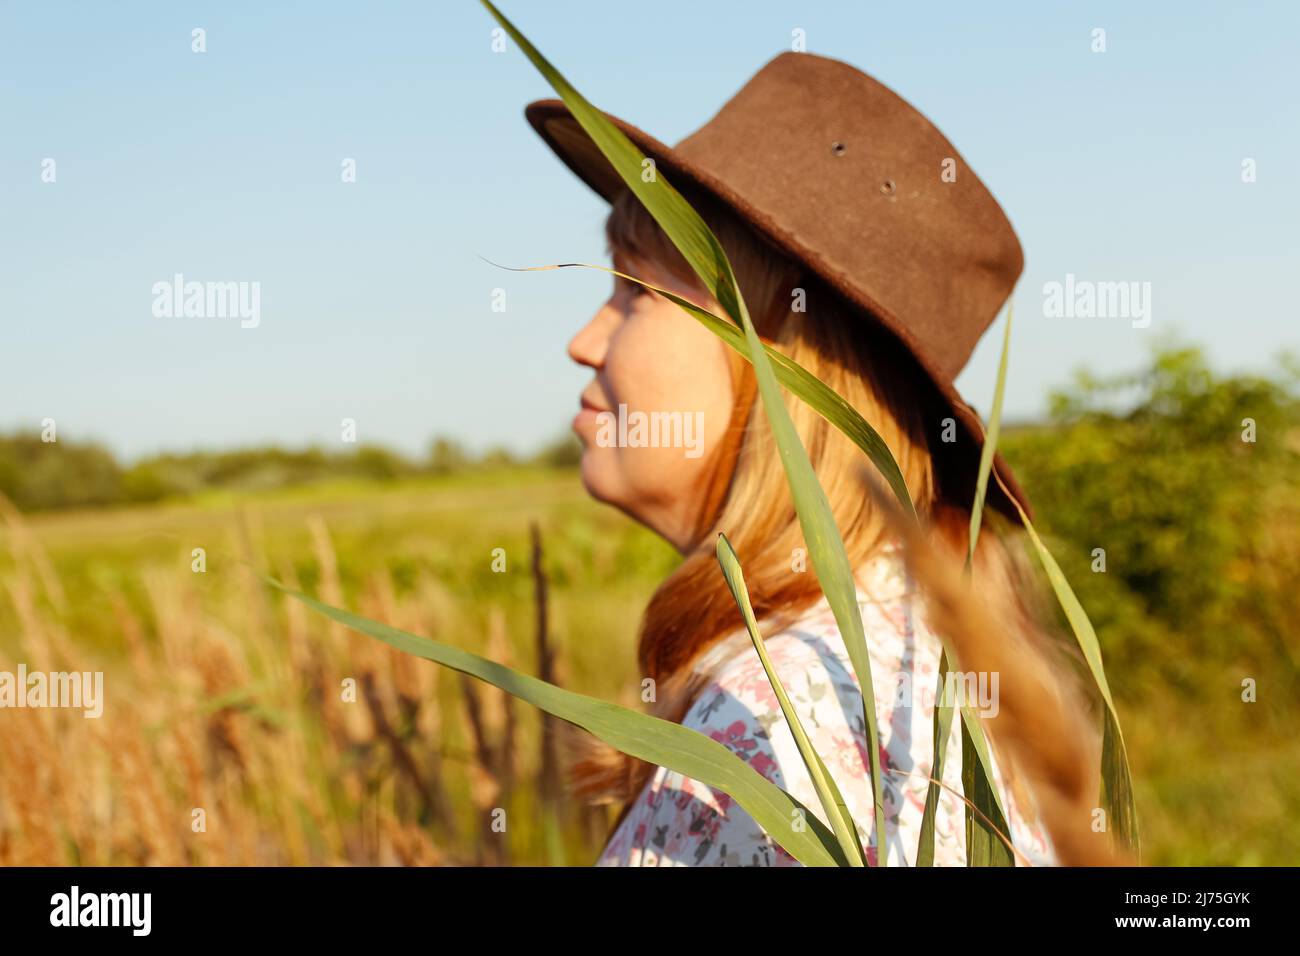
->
[596, 543, 1058, 867]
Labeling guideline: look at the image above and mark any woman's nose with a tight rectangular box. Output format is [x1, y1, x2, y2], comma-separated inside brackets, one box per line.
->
[567, 305, 614, 369]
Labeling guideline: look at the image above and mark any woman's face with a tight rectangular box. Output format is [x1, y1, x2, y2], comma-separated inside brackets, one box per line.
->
[568, 251, 736, 552]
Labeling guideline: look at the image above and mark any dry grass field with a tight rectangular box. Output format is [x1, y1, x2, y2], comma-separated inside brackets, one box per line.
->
[1, 459, 1296, 865]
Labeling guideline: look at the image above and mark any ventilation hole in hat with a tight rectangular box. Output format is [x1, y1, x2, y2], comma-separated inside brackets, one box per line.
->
[830, 141, 847, 156]
[879, 179, 896, 196]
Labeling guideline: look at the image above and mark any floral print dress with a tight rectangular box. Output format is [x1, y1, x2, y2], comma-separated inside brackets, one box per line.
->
[596, 543, 1058, 867]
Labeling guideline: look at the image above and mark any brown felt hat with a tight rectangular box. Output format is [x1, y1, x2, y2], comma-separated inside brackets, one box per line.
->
[525, 50, 1030, 521]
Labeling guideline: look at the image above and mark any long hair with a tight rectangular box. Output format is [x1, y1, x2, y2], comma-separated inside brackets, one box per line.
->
[568, 183, 1099, 840]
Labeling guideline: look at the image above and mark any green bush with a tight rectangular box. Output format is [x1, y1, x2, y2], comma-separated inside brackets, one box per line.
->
[1002, 343, 1300, 696]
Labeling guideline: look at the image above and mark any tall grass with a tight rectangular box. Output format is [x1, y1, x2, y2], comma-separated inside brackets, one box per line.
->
[0, 476, 644, 865]
[0, 462, 1294, 864]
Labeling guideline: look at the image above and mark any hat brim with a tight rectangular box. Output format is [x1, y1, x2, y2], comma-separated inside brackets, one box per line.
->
[524, 99, 1032, 523]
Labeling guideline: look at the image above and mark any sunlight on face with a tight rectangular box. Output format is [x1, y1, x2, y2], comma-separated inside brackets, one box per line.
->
[566, 253, 735, 551]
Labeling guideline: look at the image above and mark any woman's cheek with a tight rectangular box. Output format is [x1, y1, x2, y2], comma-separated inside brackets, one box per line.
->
[593, 305, 733, 507]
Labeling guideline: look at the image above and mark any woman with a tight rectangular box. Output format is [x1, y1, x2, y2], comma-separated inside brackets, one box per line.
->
[526, 51, 1098, 866]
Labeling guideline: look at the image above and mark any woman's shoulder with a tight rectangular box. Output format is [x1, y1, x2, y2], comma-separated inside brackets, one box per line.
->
[685, 541, 921, 716]
[675, 544, 925, 789]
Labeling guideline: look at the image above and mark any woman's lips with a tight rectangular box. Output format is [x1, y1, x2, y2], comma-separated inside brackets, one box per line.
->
[573, 397, 608, 432]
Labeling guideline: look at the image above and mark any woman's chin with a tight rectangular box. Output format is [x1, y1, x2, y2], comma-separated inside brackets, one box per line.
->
[578, 451, 620, 507]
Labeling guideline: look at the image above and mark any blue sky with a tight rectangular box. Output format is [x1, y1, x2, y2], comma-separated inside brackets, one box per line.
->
[2, 1, 1296, 460]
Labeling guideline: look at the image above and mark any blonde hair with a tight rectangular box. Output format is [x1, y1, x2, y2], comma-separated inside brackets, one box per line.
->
[570, 183, 1099, 841]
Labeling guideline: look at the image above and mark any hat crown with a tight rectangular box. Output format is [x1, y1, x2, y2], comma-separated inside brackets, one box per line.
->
[671, 51, 1023, 379]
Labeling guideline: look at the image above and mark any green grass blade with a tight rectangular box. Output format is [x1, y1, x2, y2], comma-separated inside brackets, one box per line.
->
[716, 533, 867, 867]
[1002, 506, 1141, 857]
[966, 304, 1013, 569]
[1101, 709, 1138, 854]
[959, 709, 1015, 866]
[915, 650, 953, 866]
[706, 252, 891, 863]
[961, 717, 1014, 865]
[976, 302, 1139, 858]
[477, 3, 892, 858]
[479, 0, 744, 326]
[955, 303, 1015, 865]
[267, 577, 847, 866]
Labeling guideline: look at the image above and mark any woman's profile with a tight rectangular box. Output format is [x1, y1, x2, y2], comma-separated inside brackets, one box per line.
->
[524, 51, 1098, 866]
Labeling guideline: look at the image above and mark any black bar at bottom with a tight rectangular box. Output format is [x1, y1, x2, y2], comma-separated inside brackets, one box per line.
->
[0, 866, 1289, 940]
